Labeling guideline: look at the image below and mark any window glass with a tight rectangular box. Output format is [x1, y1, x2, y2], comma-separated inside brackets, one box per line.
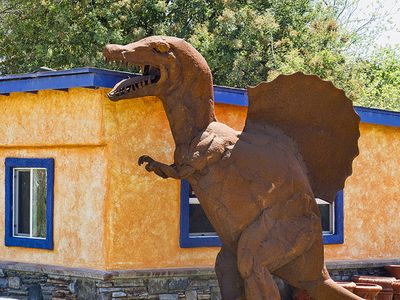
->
[188, 187, 216, 236]
[316, 198, 334, 234]
[13, 168, 47, 239]
[32, 169, 47, 238]
[15, 170, 30, 236]
[318, 203, 331, 232]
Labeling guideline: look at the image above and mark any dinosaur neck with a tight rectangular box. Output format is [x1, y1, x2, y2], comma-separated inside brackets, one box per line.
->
[161, 86, 216, 148]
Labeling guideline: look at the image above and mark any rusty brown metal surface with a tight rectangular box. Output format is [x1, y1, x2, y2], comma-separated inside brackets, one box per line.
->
[245, 73, 360, 203]
[104, 36, 361, 300]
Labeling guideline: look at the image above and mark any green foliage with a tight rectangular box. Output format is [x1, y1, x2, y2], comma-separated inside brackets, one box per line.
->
[189, 4, 279, 87]
[356, 48, 400, 111]
[0, 0, 398, 111]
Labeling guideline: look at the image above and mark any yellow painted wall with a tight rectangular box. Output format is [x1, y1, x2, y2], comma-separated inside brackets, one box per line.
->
[1, 87, 399, 271]
[103, 97, 247, 270]
[324, 123, 400, 261]
[0, 89, 107, 269]
[0, 89, 104, 146]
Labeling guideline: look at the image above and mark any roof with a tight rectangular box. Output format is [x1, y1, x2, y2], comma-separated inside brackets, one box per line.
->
[1, 67, 399, 127]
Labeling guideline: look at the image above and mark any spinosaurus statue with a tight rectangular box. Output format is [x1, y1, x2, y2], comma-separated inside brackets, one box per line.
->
[103, 36, 361, 300]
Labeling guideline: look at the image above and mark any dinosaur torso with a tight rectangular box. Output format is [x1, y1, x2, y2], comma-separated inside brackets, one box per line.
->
[183, 122, 318, 252]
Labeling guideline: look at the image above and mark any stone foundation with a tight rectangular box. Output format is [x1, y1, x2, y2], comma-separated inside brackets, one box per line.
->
[326, 259, 394, 282]
[0, 259, 398, 299]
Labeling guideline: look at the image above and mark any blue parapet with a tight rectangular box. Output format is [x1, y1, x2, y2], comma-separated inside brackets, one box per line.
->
[1, 67, 399, 127]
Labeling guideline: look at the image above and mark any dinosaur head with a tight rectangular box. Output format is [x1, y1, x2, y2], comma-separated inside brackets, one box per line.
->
[103, 36, 212, 101]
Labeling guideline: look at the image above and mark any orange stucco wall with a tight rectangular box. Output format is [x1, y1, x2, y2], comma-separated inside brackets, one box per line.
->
[324, 123, 400, 261]
[103, 95, 247, 269]
[0, 89, 107, 269]
[0, 88, 399, 270]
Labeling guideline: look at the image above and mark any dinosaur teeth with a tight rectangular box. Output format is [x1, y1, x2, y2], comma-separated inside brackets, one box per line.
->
[108, 72, 160, 100]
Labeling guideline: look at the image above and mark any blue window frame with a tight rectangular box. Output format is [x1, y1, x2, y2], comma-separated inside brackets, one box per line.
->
[5, 158, 54, 250]
[180, 180, 344, 248]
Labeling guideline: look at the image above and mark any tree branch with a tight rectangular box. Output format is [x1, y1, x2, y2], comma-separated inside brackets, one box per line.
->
[353, 14, 378, 34]
[336, 0, 349, 21]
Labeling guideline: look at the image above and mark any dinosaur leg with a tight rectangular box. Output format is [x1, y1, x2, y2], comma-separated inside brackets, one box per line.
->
[215, 247, 245, 300]
[274, 240, 363, 300]
[240, 262, 280, 300]
[236, 204, 322, 300]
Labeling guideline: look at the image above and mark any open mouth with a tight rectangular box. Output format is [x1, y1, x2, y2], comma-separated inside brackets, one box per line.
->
[108, 65, 161, 100]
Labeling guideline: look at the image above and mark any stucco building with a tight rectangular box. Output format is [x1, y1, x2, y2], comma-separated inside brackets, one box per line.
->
[0, 68, 399, 299]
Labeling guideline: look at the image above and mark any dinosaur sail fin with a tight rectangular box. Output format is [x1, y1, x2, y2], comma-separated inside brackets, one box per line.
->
[244, 72, 360, 203]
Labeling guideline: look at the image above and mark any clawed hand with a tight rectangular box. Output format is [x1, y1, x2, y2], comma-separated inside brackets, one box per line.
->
[138, 155, 155, 171]
[138, 155, 169, 178]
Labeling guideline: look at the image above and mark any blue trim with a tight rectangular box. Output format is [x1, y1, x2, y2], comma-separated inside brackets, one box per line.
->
[212, 86, 400, 127]
[4, 158, 54, 250]
[180, 179, 344, 247]
[323, 190, 344, 244]
[1, 68, 399, 127]
[0, 67, 132, 81]
[214, 86, 248, 106]
[355, 106, 400, 127]
[0, 68, 137, 94]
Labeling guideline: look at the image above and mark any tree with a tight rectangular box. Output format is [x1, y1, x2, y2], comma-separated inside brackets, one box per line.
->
[0, 0, 398, 111]
[356, 47, 400, 111]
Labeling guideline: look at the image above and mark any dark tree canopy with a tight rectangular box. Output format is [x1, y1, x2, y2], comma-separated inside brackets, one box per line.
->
[0, 0, 398, 110]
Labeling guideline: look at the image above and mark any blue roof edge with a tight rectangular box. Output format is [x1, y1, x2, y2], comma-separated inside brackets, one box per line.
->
[1, 67, 399, 127]
[0, 67, 134, 81]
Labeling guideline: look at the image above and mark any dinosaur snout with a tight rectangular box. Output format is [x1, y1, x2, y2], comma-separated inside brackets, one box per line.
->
[103, 44, 127, 62]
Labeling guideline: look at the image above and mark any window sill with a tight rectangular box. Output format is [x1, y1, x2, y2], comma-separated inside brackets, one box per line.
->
[5, 236, 53, 250]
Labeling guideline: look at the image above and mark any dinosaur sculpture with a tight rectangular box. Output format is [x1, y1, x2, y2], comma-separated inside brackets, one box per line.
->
[103, 36, 361, 300]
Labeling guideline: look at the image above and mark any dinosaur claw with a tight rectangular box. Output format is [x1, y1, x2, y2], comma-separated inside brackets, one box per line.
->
[138, 155, 153, 166]
[138, 155, 145, 165]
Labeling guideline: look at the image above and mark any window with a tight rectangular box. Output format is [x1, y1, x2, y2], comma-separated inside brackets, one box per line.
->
[5, 158, 54, 249]
[180, 180, 220, 247]
[180, 180, 344, 248]
[321, 190, 344, 244]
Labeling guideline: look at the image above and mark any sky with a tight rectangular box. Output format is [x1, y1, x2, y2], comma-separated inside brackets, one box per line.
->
[357, 0, 400, 48]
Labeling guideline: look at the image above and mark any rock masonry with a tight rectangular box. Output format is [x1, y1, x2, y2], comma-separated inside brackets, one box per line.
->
[0, 259, 398, 299]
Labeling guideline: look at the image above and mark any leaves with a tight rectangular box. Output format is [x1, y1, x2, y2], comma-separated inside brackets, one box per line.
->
[356, 47, 400, 110]
[0, 0, 398, 111]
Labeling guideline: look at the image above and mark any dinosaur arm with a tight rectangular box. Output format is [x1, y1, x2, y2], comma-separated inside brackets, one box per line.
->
[138, 155, 195, 179]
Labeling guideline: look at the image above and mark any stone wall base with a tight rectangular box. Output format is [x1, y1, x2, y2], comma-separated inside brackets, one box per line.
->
[0, 259, 399, 299]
